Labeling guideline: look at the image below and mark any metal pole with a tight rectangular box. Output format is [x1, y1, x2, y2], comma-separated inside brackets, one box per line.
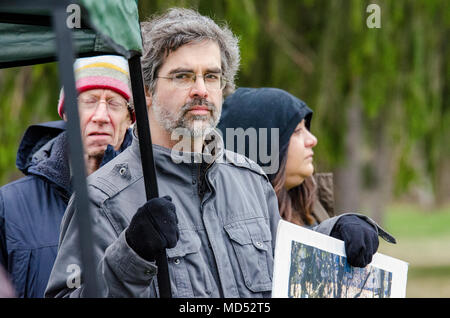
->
[52, 4, 100, 298]
[128, 55, 172, 298]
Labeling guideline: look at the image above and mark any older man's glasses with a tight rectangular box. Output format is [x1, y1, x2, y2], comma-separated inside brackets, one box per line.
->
[78, 95, 129, 113]
[157, 72, 226, 91]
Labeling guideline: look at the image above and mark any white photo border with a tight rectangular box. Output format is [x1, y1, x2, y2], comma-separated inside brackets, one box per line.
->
[272, 219, 409, 298]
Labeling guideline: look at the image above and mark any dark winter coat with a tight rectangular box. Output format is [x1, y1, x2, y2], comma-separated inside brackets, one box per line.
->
[0, 121, 131, 297]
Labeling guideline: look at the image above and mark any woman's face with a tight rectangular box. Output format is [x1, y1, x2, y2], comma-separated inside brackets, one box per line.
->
[284, 119, 318, 190]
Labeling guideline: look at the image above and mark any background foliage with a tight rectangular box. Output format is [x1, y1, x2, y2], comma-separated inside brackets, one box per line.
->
[0, 0, 449, 298]
[1, 0, 449, 224]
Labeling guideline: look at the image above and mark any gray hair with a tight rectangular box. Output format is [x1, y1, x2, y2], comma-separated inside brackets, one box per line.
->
[140, 8, 240, 97]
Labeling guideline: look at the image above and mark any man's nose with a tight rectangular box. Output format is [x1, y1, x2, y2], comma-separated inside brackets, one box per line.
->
[189, 75, 208, 99]
[91, 100, 111, 123]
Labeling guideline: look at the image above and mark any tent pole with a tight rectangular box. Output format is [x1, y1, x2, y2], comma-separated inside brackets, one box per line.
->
[128, 55, 172, 298]
[52, 4, 100, 298]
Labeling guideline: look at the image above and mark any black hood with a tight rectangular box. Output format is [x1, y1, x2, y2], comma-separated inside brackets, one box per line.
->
[16, 120, 66, 174]
[218, 87, 313, 181]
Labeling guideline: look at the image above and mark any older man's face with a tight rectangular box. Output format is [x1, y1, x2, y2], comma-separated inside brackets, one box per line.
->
[76, 89, 132, 158]
[149, 40, 223, 137]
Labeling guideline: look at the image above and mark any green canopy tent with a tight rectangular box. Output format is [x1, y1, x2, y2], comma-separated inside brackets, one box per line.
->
[0, 0, 171, 298]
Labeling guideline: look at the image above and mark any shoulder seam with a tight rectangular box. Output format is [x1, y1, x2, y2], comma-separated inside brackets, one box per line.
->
[219, 150, 268, 180]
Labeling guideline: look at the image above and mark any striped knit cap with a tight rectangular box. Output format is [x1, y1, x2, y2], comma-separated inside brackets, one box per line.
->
[57, 55, 134, 122]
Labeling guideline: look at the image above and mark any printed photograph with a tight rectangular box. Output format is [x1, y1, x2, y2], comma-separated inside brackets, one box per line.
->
[288, 241, 393, 298]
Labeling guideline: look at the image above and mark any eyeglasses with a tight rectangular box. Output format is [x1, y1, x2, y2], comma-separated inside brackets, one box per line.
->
[78, 95, 130, 113]
[156, 72, 227, 91]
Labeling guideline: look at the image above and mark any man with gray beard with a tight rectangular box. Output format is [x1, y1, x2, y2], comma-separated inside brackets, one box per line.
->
[152, 95, 219, 138]
[46, 8, 385, 298]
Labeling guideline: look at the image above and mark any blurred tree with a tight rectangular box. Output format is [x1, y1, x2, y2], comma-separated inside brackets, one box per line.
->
[0, 64, 60, 184]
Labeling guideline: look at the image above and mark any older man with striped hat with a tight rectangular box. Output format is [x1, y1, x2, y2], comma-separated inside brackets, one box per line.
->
[0, 55, 134, 297]
[57, 55, 135, 174]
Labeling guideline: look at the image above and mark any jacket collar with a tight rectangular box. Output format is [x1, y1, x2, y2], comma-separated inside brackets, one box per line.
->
[28, 131, 72, 195]
[130, 127, 225, 167]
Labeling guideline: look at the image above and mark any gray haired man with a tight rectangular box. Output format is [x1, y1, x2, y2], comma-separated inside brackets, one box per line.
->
[45, 8, 388, 298]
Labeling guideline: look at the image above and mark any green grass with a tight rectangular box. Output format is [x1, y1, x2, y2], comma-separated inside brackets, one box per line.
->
[381, 203, 450, 238]
[408, 265, 450, 278]
[377, 203, 450, 297]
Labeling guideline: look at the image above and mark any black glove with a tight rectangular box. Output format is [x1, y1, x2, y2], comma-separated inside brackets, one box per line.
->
[330, 215, 379, 268]
[125, 196, 179, 261]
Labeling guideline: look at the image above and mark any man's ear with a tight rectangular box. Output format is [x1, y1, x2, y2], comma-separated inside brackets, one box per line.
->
[62, 113, 68, 122]
[144, 85, 152, 108]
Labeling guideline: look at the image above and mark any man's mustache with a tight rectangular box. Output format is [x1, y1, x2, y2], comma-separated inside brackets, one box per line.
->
[181, 98, 216, 115]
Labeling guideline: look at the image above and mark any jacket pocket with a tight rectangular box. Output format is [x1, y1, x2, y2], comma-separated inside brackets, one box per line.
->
[224, 218, 273, 293]
[166, 230, 201, 259]
[166, 230, 212, 297]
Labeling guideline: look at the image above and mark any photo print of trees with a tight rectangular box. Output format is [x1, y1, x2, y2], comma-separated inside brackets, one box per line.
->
[289, 241, 392, 298]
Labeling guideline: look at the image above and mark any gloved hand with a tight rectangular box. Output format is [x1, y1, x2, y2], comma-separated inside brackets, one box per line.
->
[330, 215, 379, 268]
[125, 196, 179, 261]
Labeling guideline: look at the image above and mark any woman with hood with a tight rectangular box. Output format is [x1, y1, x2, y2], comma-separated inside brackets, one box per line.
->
[218, 87, 396, 267]
[219, 87, 328, 227]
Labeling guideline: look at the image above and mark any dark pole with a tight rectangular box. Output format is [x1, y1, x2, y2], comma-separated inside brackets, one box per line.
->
[52, 4, 100, 297]
[128, 55, 172, 298]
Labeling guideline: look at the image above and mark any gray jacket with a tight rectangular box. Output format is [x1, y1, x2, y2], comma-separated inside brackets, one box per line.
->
[45, 131, 394, 298]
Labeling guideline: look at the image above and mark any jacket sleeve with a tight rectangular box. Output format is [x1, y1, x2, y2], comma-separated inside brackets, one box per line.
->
[262, 177, 281, 252]
[312, 212, 396, 244]
[0, 192, 7, 269]
[44, 194, 157, 298]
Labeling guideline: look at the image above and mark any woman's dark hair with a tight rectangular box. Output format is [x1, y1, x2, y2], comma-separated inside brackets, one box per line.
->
[271, 150, 316, 226]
